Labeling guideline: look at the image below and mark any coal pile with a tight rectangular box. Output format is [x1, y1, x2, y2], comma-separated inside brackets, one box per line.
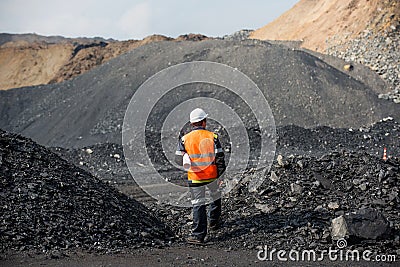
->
[153, 150, 399, 254]
[50, 143, 130, 186]
[0, 39, 399, 148]
[276, 117, 400, 157]
[50, 144, 156, 204]
[0, 129, 172, 253]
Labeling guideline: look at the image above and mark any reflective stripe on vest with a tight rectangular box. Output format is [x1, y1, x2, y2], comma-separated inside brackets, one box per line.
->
[183, 129, 218, 181]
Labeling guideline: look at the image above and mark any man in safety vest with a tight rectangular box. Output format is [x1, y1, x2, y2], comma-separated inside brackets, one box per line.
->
[175, 108, 226, 244]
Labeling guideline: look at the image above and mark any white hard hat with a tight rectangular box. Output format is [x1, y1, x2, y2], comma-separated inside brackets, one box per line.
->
[190, 108, 208, 123]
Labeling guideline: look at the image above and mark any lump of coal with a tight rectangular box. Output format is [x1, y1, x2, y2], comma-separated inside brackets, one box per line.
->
[331, 208, 391, 240]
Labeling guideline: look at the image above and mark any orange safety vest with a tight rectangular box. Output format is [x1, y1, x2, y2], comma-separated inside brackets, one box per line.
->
[183, 129, 218, 181]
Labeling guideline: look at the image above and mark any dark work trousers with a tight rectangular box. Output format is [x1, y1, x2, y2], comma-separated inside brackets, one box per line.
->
[189, 180, 221, 241]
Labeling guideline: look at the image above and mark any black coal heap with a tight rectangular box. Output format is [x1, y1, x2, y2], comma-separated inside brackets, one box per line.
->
[0, 129, 172, 253]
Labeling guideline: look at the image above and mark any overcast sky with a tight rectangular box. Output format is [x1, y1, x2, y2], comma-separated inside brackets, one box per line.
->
[0, 0, 298, 40]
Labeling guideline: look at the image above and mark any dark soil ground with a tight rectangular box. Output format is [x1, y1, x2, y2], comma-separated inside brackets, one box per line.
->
[1, 246, 396, 267]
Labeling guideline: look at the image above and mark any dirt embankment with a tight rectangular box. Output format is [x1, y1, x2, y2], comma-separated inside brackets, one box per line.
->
[250, 0, 399, 52]
[0, 42, 73, 90]
[0, 34, 208, 90]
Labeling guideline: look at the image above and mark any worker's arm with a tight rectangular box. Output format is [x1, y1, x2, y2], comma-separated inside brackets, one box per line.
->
[175, 130, 186, 166]
[214, 133, 226, 177]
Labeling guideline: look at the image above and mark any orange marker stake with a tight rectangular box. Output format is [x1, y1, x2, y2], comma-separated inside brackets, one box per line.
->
[383, 147, 387, 161]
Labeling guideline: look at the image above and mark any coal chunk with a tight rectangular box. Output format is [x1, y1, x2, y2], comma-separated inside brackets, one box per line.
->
[332, 208, 391, 241]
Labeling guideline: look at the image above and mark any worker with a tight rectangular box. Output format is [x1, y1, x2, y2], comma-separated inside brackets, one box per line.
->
[175, 108, 226, 244]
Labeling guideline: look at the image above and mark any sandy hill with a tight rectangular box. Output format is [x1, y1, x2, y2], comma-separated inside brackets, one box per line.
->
[0, 33, 208, 90]
[250, 0, 400, 101]
[250, 0, 399, 52]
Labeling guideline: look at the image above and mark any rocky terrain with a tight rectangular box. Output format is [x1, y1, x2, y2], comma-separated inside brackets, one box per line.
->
[0, 118, 398, 262]
[1, 1, 399, 265]
[326, 23, 400, 103]
[56, 119, 400, 255]
[162, 149, 399, 253]
[250, 0, 399, 52]
[251, 0, 400, 103]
